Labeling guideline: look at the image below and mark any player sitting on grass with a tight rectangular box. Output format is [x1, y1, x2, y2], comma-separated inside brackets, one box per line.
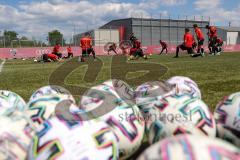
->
[206, 25, 218, 55]
[159, 40, 168, 55]
[193, 24, 205, 56]
[80, 33, 96, 62]
[216, 37, 223, 55]
[63, 45, 74, 59]
[174, 28, 195, 58]
[52, 43, 62, 59]
[128, 39, 147, 60]
[107, 43, 118, 55]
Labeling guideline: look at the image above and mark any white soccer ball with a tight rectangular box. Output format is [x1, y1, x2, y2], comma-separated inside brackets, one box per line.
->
[79, 81, 145, 159]
[26, 94, 75, 129]
[0, 114, 35, 159]
[214, 92, 240, 147]
[166, 76, 201, 99]
[28, 116, 119, 160]
[33, 59, 37, 62]
[137, 135, 240, 160]
[146, 94, 216, 144]
[29, 85, 75, 102]
[134, 81, 175, 114]
[0, 90, 26, 117]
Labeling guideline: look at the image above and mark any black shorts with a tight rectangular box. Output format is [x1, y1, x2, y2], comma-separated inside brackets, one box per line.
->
[134, 49, 144, 57]
[209, 37, 217, 47]
[179, 44, 193, 54]
[198, 39, 204, 46]
[82, 48, 94, 56]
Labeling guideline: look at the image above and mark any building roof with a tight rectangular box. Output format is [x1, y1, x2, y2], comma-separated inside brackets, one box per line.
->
[217, 26, 240, 32]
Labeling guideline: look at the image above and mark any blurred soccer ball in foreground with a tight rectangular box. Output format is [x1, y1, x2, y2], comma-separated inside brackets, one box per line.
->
[167, 76, 201, 99]
[146, 94, 216, 144]
[137, 135, 240, 160]
[80, 80, 145, 159]
[214, 92, 240, 147]
[28, 116, 119, 160]
[0, 114, 35, 159]
[0, 90, 26, 117]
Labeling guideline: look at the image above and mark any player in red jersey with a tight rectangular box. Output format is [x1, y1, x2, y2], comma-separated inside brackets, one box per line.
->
[129, 39, 147, 60]
[193, 24, 205, 56]
[67, 45, 73, 58]
[159, 40, 168, 55]
[39, 53, 58, 62]
[206, 25, 218, 55]
[80, 33, 96, 62]
[52, 43, 62, 58]
[174, 28, 195, 58]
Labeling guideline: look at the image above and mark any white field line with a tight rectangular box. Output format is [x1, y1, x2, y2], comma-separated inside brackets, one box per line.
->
[0, 59, 6, 73]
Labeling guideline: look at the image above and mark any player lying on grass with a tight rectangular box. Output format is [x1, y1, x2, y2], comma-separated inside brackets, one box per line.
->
[52, 43, 62, 59]
[80, 33, 96, 62]
[37, 53, 59, 62]
[206, 25, 218, 55]
[174, 28, 195, 58]
[193, 24, 205, 56]
[128, 38, 147, 60]
[159, 40, 168, 55]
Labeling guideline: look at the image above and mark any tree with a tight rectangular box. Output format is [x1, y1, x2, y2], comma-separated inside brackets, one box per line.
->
[20, 36, 28, 40]
[3, 30, 18, 47]
[48, 30, 65, 46]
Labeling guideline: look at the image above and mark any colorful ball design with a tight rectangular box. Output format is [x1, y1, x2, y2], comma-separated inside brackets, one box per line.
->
[146, 94, 216, 144]
[79, 81, 145, 159]
[28, 116, 119, 160]
[0, 90, 26, 116]
[0, 113, 35, 159]
[166, 76, 201, 99]
[26, 94, 75, 129]
[29, 85, 75, 103]
[214, 92, 240, 147]
[137, 135, 240, 160]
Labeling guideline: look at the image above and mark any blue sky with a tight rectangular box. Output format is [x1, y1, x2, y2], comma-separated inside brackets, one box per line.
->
[0, 0, 239, 41]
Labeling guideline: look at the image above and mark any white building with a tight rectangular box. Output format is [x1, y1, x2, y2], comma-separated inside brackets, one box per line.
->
[217, 27, 240, 45]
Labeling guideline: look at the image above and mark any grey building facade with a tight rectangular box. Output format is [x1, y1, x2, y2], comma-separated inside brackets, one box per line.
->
[100, 18, 210, 45]
[217, 27, 240, 45]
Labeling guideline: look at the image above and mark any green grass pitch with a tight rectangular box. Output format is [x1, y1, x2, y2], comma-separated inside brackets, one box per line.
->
[0, 52, 240, 111]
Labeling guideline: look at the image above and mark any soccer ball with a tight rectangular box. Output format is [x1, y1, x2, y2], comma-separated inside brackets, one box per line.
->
[146, 94, 216, 144]
[166, 76, 201, 99]
[0, 90, 26, 116]
[137, 134, 240, 160]
[134, 81, 175, 114]
[26, 94, 75, 129]
[79, 81, 145, 159]
[0, 113, 35, 159]
[214, 92, 240, 147]
[28, 116, 119, 160]
[29, 85, 75, 102]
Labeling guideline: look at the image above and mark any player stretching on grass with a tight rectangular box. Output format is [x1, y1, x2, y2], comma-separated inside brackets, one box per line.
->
[129, 39, 147, 60]
[174, 28, 195, 58]
[80, 33, 96, 62]
[193, 24, 205, 56]
[107, 43, 118, 55]
[159, 40, 168, 55]
[52, 43, 62, 59]
[216, 37, 223, 55]
[206, 25, 218, 55]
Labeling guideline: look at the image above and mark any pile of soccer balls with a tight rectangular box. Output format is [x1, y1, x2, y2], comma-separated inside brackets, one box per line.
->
[0, 77, 239, 160]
